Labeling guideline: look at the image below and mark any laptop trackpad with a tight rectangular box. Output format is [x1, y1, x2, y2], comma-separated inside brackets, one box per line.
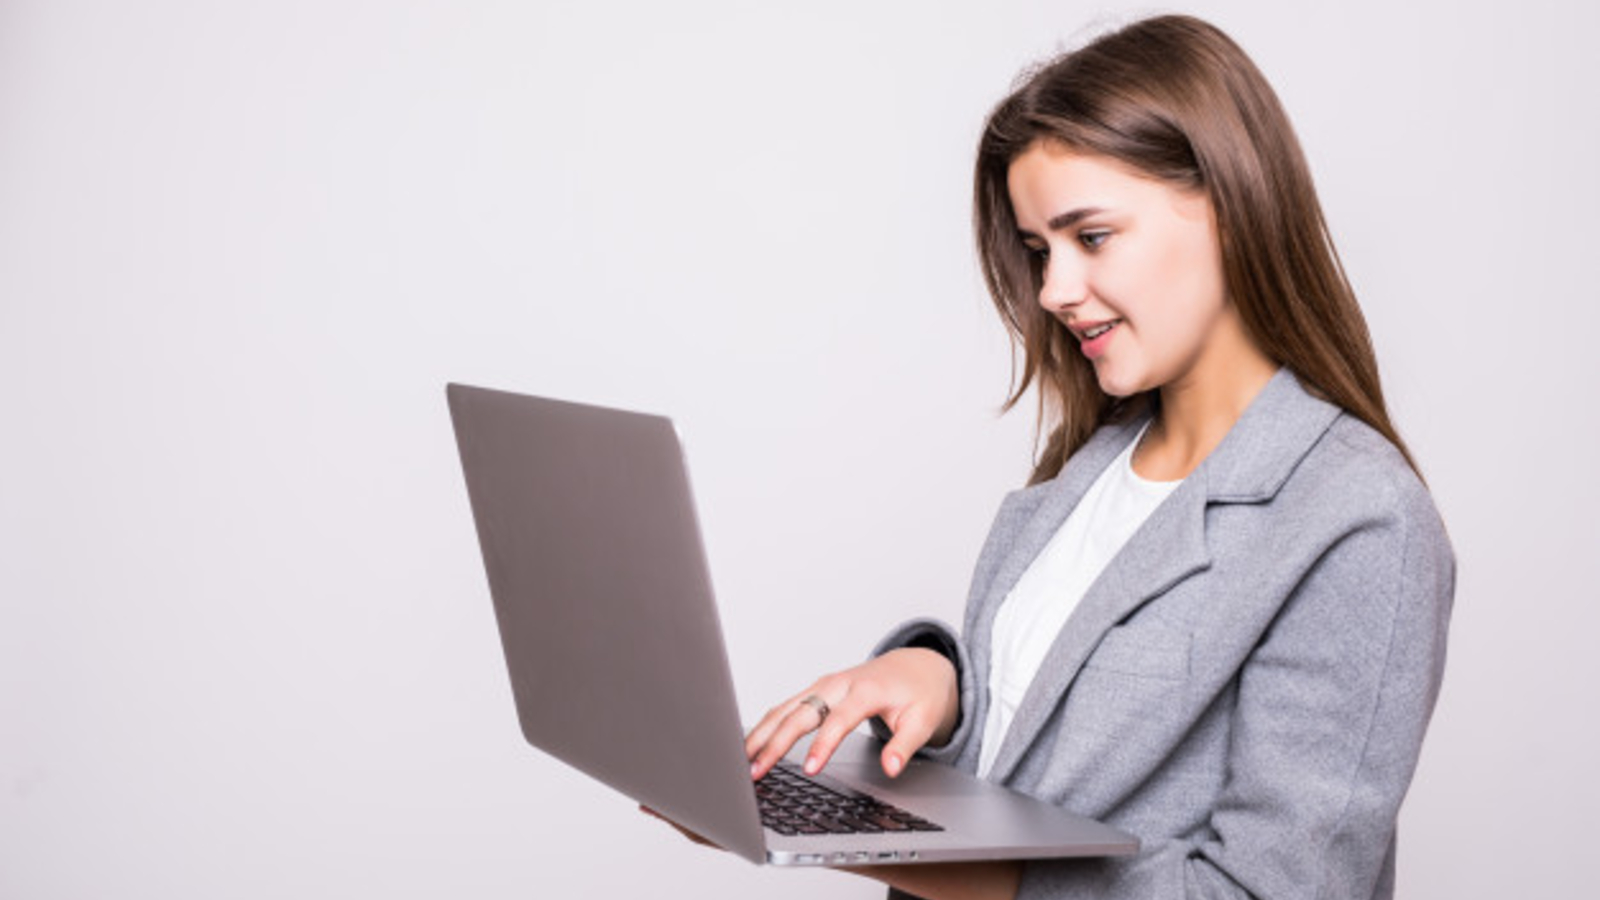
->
[810, 732, 990, 797]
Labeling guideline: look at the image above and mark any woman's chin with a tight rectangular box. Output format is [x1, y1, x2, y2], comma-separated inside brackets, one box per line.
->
[1093, 367, 1146, 400]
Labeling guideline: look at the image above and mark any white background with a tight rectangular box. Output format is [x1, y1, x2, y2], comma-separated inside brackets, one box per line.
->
[2, 1, 1595, 897]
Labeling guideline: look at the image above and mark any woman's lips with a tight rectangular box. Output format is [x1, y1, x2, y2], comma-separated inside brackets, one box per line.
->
[1077, 319, 1121, 360]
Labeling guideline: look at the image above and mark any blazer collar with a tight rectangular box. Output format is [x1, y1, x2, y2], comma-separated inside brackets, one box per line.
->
[1200, 367, 1344, 504]
[977, 367, 1341, 783]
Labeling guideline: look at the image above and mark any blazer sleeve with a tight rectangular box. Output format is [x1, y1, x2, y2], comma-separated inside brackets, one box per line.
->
[1015, 480, 1456, 899]
[860, 484, 1045, 767]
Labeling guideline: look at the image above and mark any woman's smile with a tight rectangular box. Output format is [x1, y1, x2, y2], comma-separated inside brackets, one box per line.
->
[1070, 318, 1123, 359]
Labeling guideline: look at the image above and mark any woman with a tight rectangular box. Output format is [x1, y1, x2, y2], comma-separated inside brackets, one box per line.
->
[739, 14, 1454, 900]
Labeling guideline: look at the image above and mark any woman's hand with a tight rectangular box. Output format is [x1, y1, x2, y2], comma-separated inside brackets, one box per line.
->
[639, 805, 720, 850]
[744, 647, 959, 781]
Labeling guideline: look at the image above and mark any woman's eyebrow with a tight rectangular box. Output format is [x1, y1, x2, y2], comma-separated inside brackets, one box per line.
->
[1047, 207, 1104, 231]
[1016, 206, 1106, 239]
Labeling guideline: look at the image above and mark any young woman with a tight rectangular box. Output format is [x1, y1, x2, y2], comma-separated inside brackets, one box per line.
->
[734, 14, 1454, 900]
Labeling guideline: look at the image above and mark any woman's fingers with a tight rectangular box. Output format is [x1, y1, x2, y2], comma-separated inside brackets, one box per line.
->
[878, 703, 941, 778]
[799, 684, 882, 775]
[808, 689, 940, 780]
[640, 805, 722, 850]
[743, 697, 799, 762]
[746, 649, 959, 780]
[746, 690, 834, 780]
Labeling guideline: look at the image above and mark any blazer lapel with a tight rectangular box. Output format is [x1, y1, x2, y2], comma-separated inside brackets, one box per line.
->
[984, 466, 1212, 783]
[964, 414, 1149, 718]
[977, 368, 1342, 784]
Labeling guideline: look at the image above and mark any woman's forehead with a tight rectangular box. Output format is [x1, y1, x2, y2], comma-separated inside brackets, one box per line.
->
[1007, 142, 1209, 228]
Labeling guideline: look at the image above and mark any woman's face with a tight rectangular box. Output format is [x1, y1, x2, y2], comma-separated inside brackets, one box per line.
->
[1007, 140, 1238, 399]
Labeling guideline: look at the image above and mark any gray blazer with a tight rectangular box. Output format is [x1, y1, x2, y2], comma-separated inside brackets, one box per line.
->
[874, 368, 1454, 900]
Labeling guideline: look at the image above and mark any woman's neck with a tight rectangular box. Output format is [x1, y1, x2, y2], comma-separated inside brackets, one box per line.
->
[1132, 319, 1278, 482]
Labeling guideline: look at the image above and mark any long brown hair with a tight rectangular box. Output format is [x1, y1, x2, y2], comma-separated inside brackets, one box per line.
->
[975, 15, 1418, 484]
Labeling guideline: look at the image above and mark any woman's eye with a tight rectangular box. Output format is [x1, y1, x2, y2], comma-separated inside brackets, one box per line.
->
[1079, 230, 1110, 250]
[1026, 243, 1049, 262]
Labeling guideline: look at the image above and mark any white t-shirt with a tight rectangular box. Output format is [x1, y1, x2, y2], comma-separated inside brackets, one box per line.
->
[977, 422, 1182, 778]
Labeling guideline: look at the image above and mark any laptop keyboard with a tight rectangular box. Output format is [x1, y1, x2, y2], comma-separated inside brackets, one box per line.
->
[755, 761, 946, 836]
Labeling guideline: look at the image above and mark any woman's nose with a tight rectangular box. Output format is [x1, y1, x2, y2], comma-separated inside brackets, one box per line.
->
[1038, 254, 1087, 313]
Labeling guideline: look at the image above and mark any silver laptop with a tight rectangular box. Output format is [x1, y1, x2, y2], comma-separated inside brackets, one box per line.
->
[447, 383, 1138, 866]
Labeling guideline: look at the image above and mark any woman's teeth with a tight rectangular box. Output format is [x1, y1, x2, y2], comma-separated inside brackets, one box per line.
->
[1084, 321, 1119, 339]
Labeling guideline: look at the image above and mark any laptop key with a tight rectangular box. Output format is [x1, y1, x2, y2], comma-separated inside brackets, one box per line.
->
[865, 813, 912, 831]
[755, 761, 947, 836]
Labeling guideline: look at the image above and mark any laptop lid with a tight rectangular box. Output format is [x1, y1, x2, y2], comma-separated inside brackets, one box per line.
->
[448, 383, 767, 863]
[448, 382, 1140, 866]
